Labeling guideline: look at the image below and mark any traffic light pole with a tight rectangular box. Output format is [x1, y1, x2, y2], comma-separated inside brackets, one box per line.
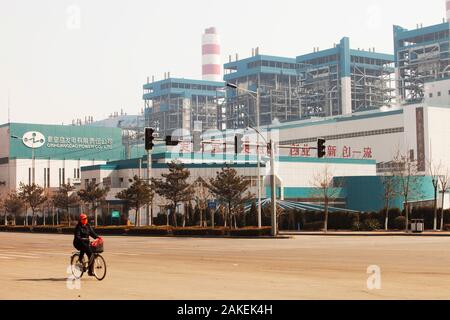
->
[146, 149, 152, 226]
[269, 140, 277, 237]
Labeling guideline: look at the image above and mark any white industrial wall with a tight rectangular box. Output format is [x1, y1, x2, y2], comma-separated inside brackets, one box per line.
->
[277, 111, 405, 164]
[272, 161, 376, 190]
[0, 127, 10, 159]
[425, 79, 450, 107]
[425, 106, 450, 174]
[11, 159, 106, 190]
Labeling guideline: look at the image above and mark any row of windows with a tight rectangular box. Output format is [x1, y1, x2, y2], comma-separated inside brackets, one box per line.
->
[302, 55, 339, 67]
[428, 90, 450, 98]
[27, 167, 80, 188]
[400, 30, 450, 47]
[281, 127, 404, 145]
[247, 60, 298, 70]
[160, 83, 220, 91]
[351, 56, 387, 66]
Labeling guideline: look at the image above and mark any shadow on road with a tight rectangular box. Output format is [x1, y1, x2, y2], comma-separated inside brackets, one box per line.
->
[16, 278, 68, 282]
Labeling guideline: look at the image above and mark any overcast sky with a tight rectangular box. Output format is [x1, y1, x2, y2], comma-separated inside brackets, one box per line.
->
[0, 0, 447, 125]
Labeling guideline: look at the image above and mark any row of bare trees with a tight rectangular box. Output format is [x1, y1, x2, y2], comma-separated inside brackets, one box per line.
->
[0, 181, 109, 227]
[116, 161, 253, 228]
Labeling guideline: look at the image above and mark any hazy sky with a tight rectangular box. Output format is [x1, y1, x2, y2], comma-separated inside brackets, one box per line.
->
[0, 0, 447, 125]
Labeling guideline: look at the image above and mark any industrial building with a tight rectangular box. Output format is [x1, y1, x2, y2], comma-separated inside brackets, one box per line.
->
[220, 38, 395, 130]
[0, 123, 124, 198]
[143, 77, 225, 138]
[394, 21, 450, 104]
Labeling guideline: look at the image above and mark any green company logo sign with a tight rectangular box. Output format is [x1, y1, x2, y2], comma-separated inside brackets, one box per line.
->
[22, 130, 114, 151]
[22, 131, 46, 149]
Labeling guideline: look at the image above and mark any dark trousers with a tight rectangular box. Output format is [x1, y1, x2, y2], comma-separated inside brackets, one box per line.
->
[74, 240, 93, 270]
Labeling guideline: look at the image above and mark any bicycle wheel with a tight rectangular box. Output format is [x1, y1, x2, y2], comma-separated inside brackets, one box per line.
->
[92, 254, 107, 281]
[70, 253, 85, 279]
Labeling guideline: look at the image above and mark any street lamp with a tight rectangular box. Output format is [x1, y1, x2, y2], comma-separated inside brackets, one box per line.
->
[247, 126, 278, 237]
[11, 134, 35, 185]
[225, 83, 263, 229]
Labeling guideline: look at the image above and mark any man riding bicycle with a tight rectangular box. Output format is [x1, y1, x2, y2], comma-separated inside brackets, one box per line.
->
[73, 214, 100, 276]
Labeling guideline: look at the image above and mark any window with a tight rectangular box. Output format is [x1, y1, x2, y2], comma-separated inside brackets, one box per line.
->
[28, 168, 31, 185]
[438, 91, 442, 97]
[429, 93, 433, 98]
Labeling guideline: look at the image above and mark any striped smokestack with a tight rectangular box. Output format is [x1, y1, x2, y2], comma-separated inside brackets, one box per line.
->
[202, 27, 222, 82]
[447, 0, 450, 22]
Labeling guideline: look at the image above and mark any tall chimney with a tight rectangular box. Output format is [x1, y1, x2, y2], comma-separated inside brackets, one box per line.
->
[447, 0, 450, 22]
[202, 27, 222, 82]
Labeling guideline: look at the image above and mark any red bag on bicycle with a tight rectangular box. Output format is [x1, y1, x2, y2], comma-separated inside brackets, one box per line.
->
[90, 238, 104, 253]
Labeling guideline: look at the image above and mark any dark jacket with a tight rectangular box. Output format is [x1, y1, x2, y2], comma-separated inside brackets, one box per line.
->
[73, 222, 99, 247]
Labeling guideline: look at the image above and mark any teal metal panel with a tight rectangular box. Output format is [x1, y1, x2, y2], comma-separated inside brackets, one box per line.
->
[8, 123, 124, 161]
[337, 176, 436, 212]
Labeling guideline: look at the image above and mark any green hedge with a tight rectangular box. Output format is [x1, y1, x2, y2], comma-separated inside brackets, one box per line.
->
[229, 227, 272, 237]
[126, 227, 171, 236]
[172, 227, 228, 236]
[32, 226, 60, 234]
[94, 227, 128, 235]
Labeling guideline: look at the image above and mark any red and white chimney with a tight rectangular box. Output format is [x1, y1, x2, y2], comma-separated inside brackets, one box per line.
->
[447, 0, 450, 22]
[202, 27, 222, 82]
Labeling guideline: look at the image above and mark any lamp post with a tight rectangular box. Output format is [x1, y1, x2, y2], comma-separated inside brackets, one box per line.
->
[247, 125, 278, 237]
[11, 134, 35, 185]
[225, 83, 263, 229]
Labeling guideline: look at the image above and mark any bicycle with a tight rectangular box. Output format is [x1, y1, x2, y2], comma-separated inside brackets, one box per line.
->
[70, 238, 107, 281]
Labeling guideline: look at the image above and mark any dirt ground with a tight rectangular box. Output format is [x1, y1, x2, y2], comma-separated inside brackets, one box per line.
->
[1, 233, 450, 300]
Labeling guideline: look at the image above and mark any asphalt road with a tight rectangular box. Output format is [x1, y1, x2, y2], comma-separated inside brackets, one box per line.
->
[1, 232, 450, 300]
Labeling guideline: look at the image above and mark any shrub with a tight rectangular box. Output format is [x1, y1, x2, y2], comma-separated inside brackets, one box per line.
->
[127, 226, 171, 236]
[229, 227, 272, 237]
[172, 227, 227, 236]
[363, 219, 381, 231]
[61, 227, 75, 235]
[32, 226, 59, 234]
[394, 216, 406, 230]
[351, 221, 364, 231]
[302, 221, 324, 231]
[8, 226, 33, 232]
[94, 226, 128, 235]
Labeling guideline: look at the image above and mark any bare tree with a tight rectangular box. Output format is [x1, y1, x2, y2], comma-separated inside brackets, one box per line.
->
[18, 183, 47, 226]
[77, 181, 109, 227]
[392, 152, 423, 232]
[3, 191, 25, 226]
[428, 160, 441, 231]
[310, 166, 342, 233]
[380, 174, 398, 231]
[192, 177, 213, 227]
[439, 168, 449, 232]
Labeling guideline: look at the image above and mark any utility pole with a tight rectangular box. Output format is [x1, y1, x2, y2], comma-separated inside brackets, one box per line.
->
[269, 140, 277, 237]
[146, 149, 152, 226]
[256, 87, 262, 228]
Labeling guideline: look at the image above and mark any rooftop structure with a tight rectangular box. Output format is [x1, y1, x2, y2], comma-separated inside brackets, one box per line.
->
[143, 77, 225, 138]
[221, 38, 395, 130]
[394, 21, 450, 103]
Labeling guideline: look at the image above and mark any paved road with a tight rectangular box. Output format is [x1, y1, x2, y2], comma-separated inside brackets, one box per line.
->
[1, 233, 450, 300]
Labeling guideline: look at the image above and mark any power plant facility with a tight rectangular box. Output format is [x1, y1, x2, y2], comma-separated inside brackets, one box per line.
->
[2, 2, 450, 216]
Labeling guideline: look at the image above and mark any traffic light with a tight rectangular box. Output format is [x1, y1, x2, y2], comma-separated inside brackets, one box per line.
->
[234, 134, 244, 155]
[317, 138, 326, 159]
[165, 136, 179, 146]
[145, 127, 155, 151]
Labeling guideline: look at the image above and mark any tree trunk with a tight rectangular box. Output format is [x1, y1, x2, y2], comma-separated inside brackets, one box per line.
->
[211, 209, 215, 229]
[441, 195, 445, 231]
[405, 203, 409, 233]
[384, 204, 389, 231]
[324, 199, 329, 234]
[433, 186, 438, 231]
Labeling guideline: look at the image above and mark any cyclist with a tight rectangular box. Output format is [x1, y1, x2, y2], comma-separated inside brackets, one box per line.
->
[73, 213, 100, 276]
